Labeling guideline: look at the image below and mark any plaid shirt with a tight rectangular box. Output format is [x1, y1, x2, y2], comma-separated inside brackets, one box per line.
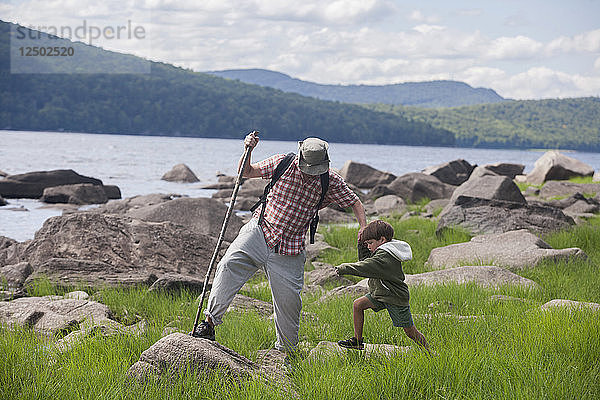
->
[254, 154, 360, 255]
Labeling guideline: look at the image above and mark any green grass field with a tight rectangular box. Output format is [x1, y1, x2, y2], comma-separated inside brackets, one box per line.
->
[2, 215, 599, 399]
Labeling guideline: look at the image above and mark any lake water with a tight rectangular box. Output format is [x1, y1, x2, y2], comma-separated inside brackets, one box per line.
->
[2, 130, 600, 242]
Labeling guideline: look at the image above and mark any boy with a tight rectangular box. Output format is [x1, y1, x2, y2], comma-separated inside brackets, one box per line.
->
[336, 220, 430, 352]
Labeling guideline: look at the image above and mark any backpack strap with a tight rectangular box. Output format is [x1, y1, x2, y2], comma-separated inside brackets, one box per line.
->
[309, 171, 329, 244]
[250, 152, 295, 226]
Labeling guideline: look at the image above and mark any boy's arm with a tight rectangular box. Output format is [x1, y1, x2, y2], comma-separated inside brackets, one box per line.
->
[336, 251, 389, 279]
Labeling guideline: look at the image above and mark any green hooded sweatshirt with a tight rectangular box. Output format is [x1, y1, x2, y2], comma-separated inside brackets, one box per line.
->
[336, 239, 412, 307]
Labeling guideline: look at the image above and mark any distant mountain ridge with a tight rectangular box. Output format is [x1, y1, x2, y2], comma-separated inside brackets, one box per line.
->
[207, 69, 506, 108]
[0, 20, 454, 147]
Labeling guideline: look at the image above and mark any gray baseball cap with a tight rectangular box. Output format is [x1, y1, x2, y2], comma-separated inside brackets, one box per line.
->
[298, 137, 330, 175]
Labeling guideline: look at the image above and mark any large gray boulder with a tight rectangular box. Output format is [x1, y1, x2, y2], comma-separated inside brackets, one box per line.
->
[593, 171, 600, 182]
[41, 183, 109, 205]
[0, 295, 112, 335]
[212, 178, 267, 200]
[91, 193, 179, 214]
[127, 332, 258, 381]
[126, 197, 243, 242]
[386, 173, 455, 202]
[0, 169, 106, 199]
[422, 159, 475, 186]
[426, 229, 587, 270]
[374, 194, 406, 215]
[0, 195, 6, 206]
[538, 181, 600, 199]
[437, 196, 575, 235]
[405, 266, 538, 288]
[450, 175, 526, 204]
[320, 279, 369, 302]
[526, 151, 594, 185]
[339, 160, 396, 189]
[0, 213, 218, 288]
[161, 164, 199, 183]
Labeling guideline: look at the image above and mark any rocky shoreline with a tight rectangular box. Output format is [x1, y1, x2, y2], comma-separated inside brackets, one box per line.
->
[1, 149, 600, 384]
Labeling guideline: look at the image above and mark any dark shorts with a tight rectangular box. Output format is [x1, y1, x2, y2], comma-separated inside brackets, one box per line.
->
[365, 293, 414, 328]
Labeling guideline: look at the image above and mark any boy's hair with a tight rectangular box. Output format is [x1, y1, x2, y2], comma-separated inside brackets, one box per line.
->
[361, 220, 394, 242]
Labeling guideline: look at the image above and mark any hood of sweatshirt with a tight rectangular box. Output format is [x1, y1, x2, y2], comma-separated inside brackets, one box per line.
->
[378, 239, 413, 262]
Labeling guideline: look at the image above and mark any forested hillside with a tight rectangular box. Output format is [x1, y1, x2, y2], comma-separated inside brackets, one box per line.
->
[0, 20, 454, 147]
[369, 98, 600, 151]
[209, 69, 506, 108]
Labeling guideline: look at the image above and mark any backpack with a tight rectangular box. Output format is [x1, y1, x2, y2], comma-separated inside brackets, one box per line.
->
[249, 152, 329, 245]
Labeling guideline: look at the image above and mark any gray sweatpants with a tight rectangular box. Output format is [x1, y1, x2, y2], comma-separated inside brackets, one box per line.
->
[204, 218, 305, 352]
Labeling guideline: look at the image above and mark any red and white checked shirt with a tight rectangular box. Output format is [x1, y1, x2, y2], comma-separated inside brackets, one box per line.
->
[254, 154, 360, 255]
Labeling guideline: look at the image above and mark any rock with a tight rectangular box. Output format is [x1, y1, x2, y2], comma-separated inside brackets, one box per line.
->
[563, 197, 600, 215]
[256, 348, 288, 383]
[0, 213, 218, 289]
[126, 197, 244, 242]
[437, 196, 575, 235]
[0, 295, 112, 335]
[387, 173, 455, 202]
[228, 294, 273, 317]
[200, 182, 236, 190]
[234, 197, 259, 211]
[308, 341, 411, 360]
[422, 159, 475, 186]
[0, 170, 7, 177]
[318, 207, 356, 224]
[41, 183, 109, 205]
[538, 181, 600, 199]
[161, 164, 199, 183]
[0, 169, 104, 199]
[103, 185, 122, 199]
[211, 178, 267, 200]
[450, 175, 526, 204]
[148, 273, 207, 294]
[405, 266, 538, 288]
[426, 229, 587, 270]
[526, 151, 594, 185]
[424, 199, 450, 215]
[0, 262, 33, 288]
[305, 234, 337, 262]
[91, 193, 180, 214]
[64, 290, 90, 300]
[305, 263, 354, 287]
[0, 195, 6, 206]
[368, 185, 397, 200]
[53, 319, 147, 354]
[540, 299, 600, 312]
[339, 161, 396, 189]
[473, 163, 524, 179]
[593, 171, 599, 182]
[0, 236, 17, 251]
[127, 332, 258, 381]
[320, 279, 369, 302]
[374, 195, 406, 215]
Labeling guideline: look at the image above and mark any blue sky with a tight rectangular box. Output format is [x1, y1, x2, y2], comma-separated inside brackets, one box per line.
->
[2, 0, 599, 99]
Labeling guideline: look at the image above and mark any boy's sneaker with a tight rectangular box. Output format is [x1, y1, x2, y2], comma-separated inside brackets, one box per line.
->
[337, 337, 364, 350]
[190, 321, 215, 341]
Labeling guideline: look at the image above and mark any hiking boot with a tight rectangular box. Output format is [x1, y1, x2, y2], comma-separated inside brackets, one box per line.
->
[337, 336, 364, 350]
[190, 321, 215, 340]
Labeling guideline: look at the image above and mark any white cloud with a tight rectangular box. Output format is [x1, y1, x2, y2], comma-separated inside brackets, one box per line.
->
[409, 10, 439, 24]
[547, 29, 600, 54]
[486, 35, 544, 60]
[479, 67, 600, 99]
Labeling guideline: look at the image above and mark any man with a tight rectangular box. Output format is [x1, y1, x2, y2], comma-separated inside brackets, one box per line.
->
[193, 131, 367, 353]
